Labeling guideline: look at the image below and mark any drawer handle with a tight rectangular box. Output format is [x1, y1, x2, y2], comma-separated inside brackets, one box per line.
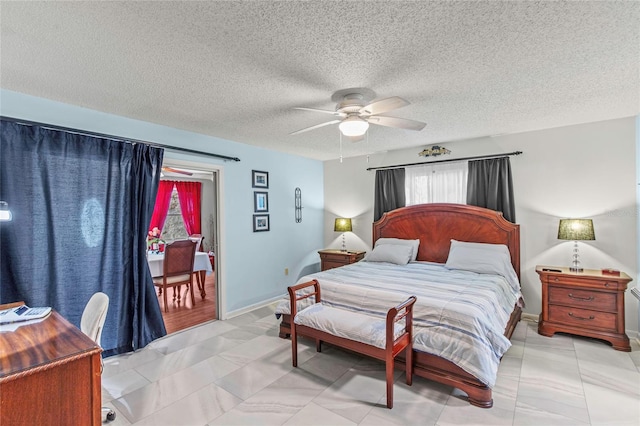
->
[568, 293, 594, 302]
[568, 312, 595, 321]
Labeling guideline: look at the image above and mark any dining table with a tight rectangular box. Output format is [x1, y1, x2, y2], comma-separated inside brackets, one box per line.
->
[147, 251, 213, 299]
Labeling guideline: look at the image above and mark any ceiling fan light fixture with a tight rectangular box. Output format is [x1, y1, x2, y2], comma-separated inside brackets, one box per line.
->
[339, 116, 369, 137]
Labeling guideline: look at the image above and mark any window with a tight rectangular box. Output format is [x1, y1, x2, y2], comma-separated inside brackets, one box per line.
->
[405, 161, 468, 205]
[162, 188, 188, 241]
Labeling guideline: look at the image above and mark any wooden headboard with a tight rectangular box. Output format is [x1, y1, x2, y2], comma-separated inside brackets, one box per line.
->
[372, 203, 521, 279]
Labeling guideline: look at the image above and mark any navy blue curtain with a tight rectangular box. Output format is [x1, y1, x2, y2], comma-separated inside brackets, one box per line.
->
[0, 120, 166, 356]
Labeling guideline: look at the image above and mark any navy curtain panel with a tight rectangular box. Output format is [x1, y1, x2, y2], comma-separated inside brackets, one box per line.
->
[466, 157, 516, 223]
[374, 168, 406, 222]
[0, 120, 166, 356]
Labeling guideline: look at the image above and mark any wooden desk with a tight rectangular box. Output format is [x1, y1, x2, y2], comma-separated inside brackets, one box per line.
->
[0, 306, 102, 425]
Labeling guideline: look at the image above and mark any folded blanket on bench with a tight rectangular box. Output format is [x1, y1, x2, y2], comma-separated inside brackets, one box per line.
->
[295, 304, 405, 349]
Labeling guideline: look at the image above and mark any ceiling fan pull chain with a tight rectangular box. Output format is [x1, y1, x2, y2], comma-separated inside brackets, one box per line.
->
[339, 131, 343, 163]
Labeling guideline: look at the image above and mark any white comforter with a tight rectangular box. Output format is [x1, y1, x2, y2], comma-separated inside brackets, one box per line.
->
[275, 261, 521, 388]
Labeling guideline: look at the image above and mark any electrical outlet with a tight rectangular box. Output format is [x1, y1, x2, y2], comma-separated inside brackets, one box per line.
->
[284, 268, 289, 276]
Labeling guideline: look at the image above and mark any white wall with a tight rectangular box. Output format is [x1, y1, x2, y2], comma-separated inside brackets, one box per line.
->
[1, 89, 325, 318]
[324, 117, 639, 334]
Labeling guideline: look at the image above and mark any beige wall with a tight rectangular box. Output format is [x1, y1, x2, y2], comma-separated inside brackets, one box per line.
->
[324, 117, 638, 334]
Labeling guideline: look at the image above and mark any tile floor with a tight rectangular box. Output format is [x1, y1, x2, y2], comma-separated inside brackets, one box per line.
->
[102, 305, 640, 425]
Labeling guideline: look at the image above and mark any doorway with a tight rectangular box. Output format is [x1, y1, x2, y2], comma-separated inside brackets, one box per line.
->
[153, 159, 221, 333]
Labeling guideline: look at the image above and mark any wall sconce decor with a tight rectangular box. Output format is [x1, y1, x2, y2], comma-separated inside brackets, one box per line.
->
[334, 217, 352, 251]
[557, 218, 595, 272]
[418, 145, 451, 157]
[294, 187, 302, 223]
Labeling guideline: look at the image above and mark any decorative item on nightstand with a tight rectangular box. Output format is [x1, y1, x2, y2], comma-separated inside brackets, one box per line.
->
[557, 218, 595, 272]
[334, 217, 352, 252]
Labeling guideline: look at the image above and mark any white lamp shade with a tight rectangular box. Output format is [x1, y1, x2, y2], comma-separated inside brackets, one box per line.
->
[339, 116, 369, 136]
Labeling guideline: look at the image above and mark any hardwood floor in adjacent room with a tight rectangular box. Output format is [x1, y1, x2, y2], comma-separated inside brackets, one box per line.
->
[158, 273, 216, 334]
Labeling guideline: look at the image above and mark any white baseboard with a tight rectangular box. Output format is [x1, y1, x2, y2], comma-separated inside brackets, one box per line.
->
[521, 312, 538, 323]
[222, 294, 285, 320]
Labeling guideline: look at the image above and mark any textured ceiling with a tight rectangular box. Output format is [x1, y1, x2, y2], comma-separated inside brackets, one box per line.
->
[1, 1, 638, 161]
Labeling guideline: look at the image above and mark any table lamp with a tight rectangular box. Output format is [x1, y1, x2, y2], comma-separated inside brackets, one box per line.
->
[557, 218, 595, 272]
[334, 217, 352, 252]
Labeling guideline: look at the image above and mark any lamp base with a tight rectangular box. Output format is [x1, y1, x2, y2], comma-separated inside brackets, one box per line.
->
[570, 240, 583, 273]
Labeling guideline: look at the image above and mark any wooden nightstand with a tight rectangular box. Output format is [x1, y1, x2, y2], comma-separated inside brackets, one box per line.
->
[318, 249, 365, 271]
[536, 265, 633, 351]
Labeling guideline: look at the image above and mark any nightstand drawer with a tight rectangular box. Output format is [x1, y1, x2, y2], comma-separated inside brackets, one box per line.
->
[321, 253, 352, 264]
[322, 258, 350, 270]
[548, 305, 616, 331]
[548, 287, 616, 311]
[545, 275, 620, 290]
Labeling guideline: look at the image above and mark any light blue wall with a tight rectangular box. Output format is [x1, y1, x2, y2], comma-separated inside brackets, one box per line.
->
[0, 89, 324, 314]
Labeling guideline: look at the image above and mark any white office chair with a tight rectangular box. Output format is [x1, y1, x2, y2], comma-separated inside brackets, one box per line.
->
[81, 292, 116, 422]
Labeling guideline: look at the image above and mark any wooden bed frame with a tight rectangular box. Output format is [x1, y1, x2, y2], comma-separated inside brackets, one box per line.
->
[278, 203, 522, 408]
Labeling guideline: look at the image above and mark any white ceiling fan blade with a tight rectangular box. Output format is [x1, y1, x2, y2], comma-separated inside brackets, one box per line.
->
[359, 97, 410, 116]
[294, 107, 344, 117]
[290, 119, 341, 135]
[368, 115, 426, 131]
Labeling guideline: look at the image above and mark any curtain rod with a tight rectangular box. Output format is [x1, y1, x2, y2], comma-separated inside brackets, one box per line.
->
[366, 151, 523, 171]
[0, 116, 241, 162]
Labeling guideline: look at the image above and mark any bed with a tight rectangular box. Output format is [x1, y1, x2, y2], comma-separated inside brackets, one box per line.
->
[277, 203, 522, 408]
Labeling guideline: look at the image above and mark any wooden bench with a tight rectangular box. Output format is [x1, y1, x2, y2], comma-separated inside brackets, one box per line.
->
[288, 279, 416, 409]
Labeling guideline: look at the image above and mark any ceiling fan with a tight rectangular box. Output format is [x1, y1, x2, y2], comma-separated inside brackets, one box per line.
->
[290, 88, 426, 141]
[161, 166, 192, 176]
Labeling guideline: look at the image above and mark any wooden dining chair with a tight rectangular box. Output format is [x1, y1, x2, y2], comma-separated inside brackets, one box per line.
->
[188, 234, 204, 252]
[152, 239, 197, 312]
[188, 234, 207, 297]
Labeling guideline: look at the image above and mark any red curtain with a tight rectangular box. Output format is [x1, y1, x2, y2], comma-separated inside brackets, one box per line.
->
[149, 180, 174, 232]
[175, 181, 202, 235]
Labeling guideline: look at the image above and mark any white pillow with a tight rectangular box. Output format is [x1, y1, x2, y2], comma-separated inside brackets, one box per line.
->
[375, 238, 420, 261]
[445, 239, 519, 291]
[364, 244, 413, 265]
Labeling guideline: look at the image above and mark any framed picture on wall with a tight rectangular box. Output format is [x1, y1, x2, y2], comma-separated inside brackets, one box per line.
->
[254, 191, 269, 212]
[253, 214, 270, 232]
[252, 170, 269, 188]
